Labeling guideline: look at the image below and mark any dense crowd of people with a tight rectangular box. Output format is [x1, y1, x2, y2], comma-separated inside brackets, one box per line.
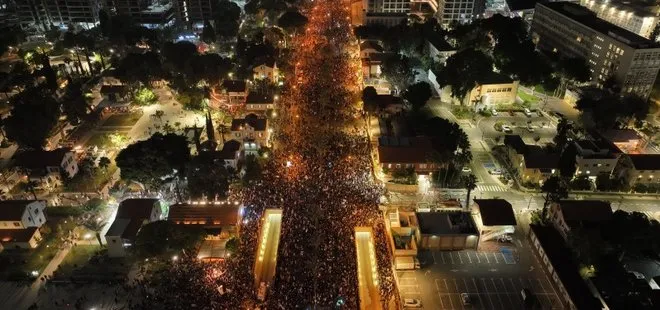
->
[124, 1, 399, 309]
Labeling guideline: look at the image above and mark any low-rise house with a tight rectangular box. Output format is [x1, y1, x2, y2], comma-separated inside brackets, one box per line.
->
[245, 93, 275, 113]
[221, 80, 248, 105]
[377, 136, 439, 174]
[548, 200, 613, 241]
[529, 225, 605, 310]
[625, 154, 660, 185]
[362, 51, 397, 78]
[435, 72, 519, 106]
[574, 139, 621, 179]
[105, 199, 163, 257]
[504, 135, 559, 185]
[168, 204, 239, 238]
[252, 59, 279, 83]
[214, 140, 241, 170]
[0, 200, 47, 249]
[426, 36, 456, 64]
[359, 40, 384, 59]
[412, 211, 479, 250]
[600, 129, 646, 154]
[473, 199, 516, 243]
[230, 114, 270, 153]
[15, 148, 79, 188]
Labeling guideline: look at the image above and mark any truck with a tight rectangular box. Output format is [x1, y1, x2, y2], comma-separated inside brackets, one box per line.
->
[395, 256, 420, 270]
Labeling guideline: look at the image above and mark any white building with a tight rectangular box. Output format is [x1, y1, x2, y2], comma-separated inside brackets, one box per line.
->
[580, 0, 658, 40]
[15, 148, 79, 189]
[0, 200, 47, 249]
[105, 199, 163, 257]
[573, 139, 621, 179]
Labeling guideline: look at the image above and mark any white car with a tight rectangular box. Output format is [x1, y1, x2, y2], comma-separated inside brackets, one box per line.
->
[526, 124, 535, 132]
[491, 108, 498, 116]
[502, 125, 512, 133]
[461, 293, 471, 306]
[462, 166, 472, 173]
[403, 298, 422, 308]
[524, 108, 532, 117]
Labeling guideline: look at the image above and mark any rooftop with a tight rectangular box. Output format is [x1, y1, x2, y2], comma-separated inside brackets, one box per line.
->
[168, 205, 239, 227]
[557, 200, 613, 224]
[415, 211, 478, 235]
[360, 40, 384, 53]
[504, 135, 527, 154]
[231, 114, 267, 131]
[222, 80, 247, 93]
[477, 71, 514, 85]
[16, 148, 72, 169]
[0, 227, 39, 243]
[475, 199, 517, 226]
[538, 2, 657, 48]
[100, 84, 128, 94]
[0, 200, 40, 221]
[524, 151, 559, 170]
[378, 136, 434, 164]
[116, 199, 159, 220]
[601, 129, 642, 142]
[529, 225, 604, 310]
[426, 35, 454, 52]
[246, 92, 274, 104]
[628, 154, 660, 170]
[505, 0, 538, 11]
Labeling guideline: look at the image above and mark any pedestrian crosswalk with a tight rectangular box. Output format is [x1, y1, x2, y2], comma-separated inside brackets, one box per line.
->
[476, 184, 507, 192]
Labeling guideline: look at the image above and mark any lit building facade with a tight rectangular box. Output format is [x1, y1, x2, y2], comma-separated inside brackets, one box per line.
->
[532, 2, 660, 99]
[580, 0, 658, 40]
[106, 0, 174, 28]
[437, 0, 475, 27]
[14, 0, 102, 31]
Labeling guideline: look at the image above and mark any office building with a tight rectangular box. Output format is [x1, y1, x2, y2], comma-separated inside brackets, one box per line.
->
[106, 0, 174, 28]
[14, 0, 101, 31]
[437, 0, 475, 27]
[580, 0, 659, 40]
[358, 0, 441, 25]
[173, 0, 215, 29]
[532, 2, 660, 99]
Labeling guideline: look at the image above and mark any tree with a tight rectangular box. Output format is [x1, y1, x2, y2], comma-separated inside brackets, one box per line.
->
[83, 198, 107, 213]
[277, 10, 308, 34]
[189, 54, 233, 85]
[213, 0, 241, 39]
[381, 54, 415, 93]
[116, 133, 191, 190]
[403, 82, 432, 111]
[242, 154, 263, 185]
[553, 118, 572, 150]
[25, 180, 39, 200]
[201, 19, 216, 44]
[569, 175, 592, 191]
[133, 221, 205, 258]
[436, 48, 493, 103]
[98, 156, 111, 172]
[558, 142, 577, 180]
[36, 53, 58, 91]
[576, 91, 652, 129]
[99, 9, 112, 37]
[540, 176, 568, 220]
[225, 236, 238, 255]
[79, 156, 97, 176]
[4, 86, 61, 149]
[115, 52, 164, 85]
[186, 152, 236, 200]
[61, 79, 89, 125]
[462, 174, 477, 210]
[361, 86, 379, 114]
[133, 87, 158, 106]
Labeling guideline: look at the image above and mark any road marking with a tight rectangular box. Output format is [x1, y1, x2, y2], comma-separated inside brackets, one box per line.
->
[475, 252, 481, 263]
[457, 252, 463, 264]
[467, 252, 472, 264]
[485, 252, 490, 264]
[472, 278, 486, 308]
[493, 252, 500, 264]
[449, 252, 455, 264]
[440, 252, 446, 264]
[490, 278, 506, 309]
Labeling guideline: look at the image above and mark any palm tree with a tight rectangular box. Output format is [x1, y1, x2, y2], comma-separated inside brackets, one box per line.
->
[83, 218, 106, 246]
[541, 176, 568, 221]
[98, 156, 111, 173]
[25, 180, 39, 200]
[462, 174, 477, 210]
[217, 124, 230, 144]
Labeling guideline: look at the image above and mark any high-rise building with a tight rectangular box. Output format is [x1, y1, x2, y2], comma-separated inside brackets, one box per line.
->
[358, 0, 441, 26]
[437, 0, 475, 27]
[13, 0, 101, 31]
[173, 0, 215, 29]
[532, 2, 660, 99]
[106, 0, 174, 28]
[580, 0, 659, 40]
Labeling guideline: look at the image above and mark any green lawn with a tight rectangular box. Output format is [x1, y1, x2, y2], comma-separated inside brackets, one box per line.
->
[85, 132, 110, 148]
[451, 105, 475, 119]
[45, 206, 84, 217]
[518, 90, 540, 104]
[0, 232, 60, 280]
[58, 245, 101, 276]
[102, 111, 143, 127]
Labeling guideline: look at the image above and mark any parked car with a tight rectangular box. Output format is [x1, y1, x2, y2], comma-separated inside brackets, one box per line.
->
[462, 166, 472, 173]
[403, 298, 422, 308]
[526, 124, 535, 132]
[509, 110, 516, 116]
[491, 108, 498, 116]
[460, 293, 471, 306]
[502, 125, 512, 133]
[524, 108, 532, 117]
[489, 168, 502, 175]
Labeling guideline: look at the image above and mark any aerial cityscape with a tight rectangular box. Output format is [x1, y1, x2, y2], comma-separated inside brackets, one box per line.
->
[0, 0, 659, 309]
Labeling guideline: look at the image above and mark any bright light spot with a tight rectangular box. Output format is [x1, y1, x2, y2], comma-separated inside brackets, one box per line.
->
[84, 233, 92, 240]
[172, 255, 178, 261]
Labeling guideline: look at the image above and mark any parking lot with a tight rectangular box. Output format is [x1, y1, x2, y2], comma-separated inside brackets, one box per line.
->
[400, 246, 563, 309]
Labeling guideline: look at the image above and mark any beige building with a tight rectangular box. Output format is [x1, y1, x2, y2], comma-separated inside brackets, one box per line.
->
[625, 154, 660, 186]
[377, 136, 440, 174]
[245, 93, 275, 113]
[413, 211, 479, 250]
[504, 135, 559, 185]
[220, 80, 248, 105]
[573, 139, 621, 179]
[532, 2, 660, 99]
[437, 72, 519, 106]
[230, 114, 270, 154]
[580, 0, 658, 39]
[252, 60, 279, 84]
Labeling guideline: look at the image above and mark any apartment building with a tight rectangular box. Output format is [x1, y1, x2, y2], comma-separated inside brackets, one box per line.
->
[580, 0, 658, 40]
[573, 139, 621, 179]
[14, 0, 101, 31]
[532, 2, 660, 99]
[173, 0, 215, 29]
[437, 0, 475, 27]
[106, 0, 174, 28]
[359, 0, 441, 25]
